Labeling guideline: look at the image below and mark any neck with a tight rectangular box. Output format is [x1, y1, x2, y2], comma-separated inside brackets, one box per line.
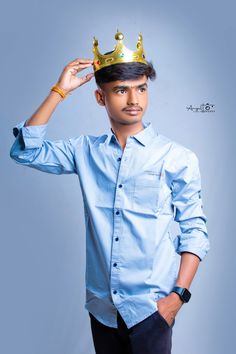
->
[110, 119, 144, 150]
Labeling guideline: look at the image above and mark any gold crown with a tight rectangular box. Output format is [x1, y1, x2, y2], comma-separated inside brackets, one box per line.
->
[92, 30, 148, 72]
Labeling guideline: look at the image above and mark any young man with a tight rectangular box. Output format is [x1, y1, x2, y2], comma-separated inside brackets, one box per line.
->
[10, 31, 210, 354]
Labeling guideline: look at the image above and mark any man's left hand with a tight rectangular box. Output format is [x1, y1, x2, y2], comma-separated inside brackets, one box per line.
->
[156, 292, 183, 327]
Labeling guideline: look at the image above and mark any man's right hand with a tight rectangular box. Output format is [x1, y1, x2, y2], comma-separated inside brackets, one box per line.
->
[56, 58, 94, 95]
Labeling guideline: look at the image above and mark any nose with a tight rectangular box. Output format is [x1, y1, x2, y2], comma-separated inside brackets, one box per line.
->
[127, 90, 138, 106]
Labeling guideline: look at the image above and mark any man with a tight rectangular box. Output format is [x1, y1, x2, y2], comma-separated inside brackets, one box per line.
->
[10, 31, 210, 354]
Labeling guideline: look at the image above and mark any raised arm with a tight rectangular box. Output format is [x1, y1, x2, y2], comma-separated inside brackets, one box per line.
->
[10, 58, 94, 175]
[24, 58, 94, 127]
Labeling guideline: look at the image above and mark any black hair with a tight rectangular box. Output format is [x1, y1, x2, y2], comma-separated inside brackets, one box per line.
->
[94, 51, 156, 87]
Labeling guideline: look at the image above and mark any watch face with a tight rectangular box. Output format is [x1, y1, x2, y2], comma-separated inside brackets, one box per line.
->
[172, 287, 191, 303]
[182, 289, 191, 302]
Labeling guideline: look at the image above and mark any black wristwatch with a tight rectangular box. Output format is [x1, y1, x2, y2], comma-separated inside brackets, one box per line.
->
[171, 286, 191, 303]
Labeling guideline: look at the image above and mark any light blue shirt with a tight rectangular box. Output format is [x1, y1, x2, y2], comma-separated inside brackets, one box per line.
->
[10, 119, 210, 329]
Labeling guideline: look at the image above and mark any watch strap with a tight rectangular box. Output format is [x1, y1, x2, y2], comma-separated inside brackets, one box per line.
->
[171, 286, 191, 303]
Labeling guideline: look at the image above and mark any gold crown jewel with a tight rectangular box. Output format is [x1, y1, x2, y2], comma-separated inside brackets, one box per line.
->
[92, 29, 148, 72]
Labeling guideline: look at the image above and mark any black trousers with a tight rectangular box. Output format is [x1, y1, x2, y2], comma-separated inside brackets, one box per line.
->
[89, 310, 175, 354]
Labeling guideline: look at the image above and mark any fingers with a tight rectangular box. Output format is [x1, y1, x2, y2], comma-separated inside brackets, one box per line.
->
[66, 61, 94, 75]
[79, 72, 95, 86]
[69, 65, 94, 77]
[76, 62, 94, 71]
[63, 58, 94, 75]
[68, 58, 93, 66]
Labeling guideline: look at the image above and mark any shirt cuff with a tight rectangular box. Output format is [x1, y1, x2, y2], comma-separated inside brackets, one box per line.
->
[12, 120, 49, 149]
[174, 234, 210, 261]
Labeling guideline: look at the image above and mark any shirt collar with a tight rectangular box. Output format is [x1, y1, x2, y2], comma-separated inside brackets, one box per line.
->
[105, 120, 157, 147]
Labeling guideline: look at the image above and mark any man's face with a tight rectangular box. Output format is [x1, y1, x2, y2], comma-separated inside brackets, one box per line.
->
[94, 75, 148, 125]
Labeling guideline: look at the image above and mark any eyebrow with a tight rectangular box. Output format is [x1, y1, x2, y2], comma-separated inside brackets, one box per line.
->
[112, 82, 148, 91]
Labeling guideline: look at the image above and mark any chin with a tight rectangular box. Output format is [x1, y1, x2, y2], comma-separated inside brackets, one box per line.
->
[119, 117, 141, 125]
[110, 114, 143, 126]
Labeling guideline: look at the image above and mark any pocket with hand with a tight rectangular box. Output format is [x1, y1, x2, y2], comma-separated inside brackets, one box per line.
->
[156, 309, 175, 328]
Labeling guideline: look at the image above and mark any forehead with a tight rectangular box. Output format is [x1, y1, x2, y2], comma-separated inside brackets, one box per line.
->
[101, 75, 148, 89]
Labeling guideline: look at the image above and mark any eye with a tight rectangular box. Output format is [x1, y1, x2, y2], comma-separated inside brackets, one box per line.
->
[139, 87, 146, 92]
[116, 89, 126, 94]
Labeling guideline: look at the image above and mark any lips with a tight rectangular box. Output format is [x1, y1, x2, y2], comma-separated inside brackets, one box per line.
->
[124, 109, 142, 116]
[124, 108, 142, 112]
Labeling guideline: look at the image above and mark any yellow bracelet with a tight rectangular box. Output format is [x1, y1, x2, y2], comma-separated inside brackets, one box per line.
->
[51, 84, 71, 99]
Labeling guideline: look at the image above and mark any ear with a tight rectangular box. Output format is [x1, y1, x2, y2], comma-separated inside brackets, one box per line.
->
[94, 89, 105, 106]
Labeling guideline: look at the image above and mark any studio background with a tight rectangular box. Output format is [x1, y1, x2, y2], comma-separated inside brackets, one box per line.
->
[1, 0, 235, 353]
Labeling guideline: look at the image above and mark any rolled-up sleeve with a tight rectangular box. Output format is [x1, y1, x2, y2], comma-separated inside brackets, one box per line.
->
[9, 119, 78, 175]
[171, 149, 210, 261]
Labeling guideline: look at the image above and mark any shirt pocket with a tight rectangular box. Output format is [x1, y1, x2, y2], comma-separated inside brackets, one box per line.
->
[132, 170, 161, 213]
[95, 174, 116, 207]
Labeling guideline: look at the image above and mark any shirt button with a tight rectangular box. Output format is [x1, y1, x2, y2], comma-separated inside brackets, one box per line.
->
[116, 211, 120, 215]
[113, 262, 117, 267]
[115, 237, 119, 241]
[113, 290, 117, 294]
[118, 184, 123, 188]
[117, 157, 121, 161]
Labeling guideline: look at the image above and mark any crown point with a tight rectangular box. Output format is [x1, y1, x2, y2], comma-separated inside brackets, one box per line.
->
[93, 37, 98, 46]
[138, 33, 143, 41]
[115, 32, 124, 41]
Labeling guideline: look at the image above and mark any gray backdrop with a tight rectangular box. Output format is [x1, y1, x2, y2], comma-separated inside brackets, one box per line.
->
[1, 0, 235, 353]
